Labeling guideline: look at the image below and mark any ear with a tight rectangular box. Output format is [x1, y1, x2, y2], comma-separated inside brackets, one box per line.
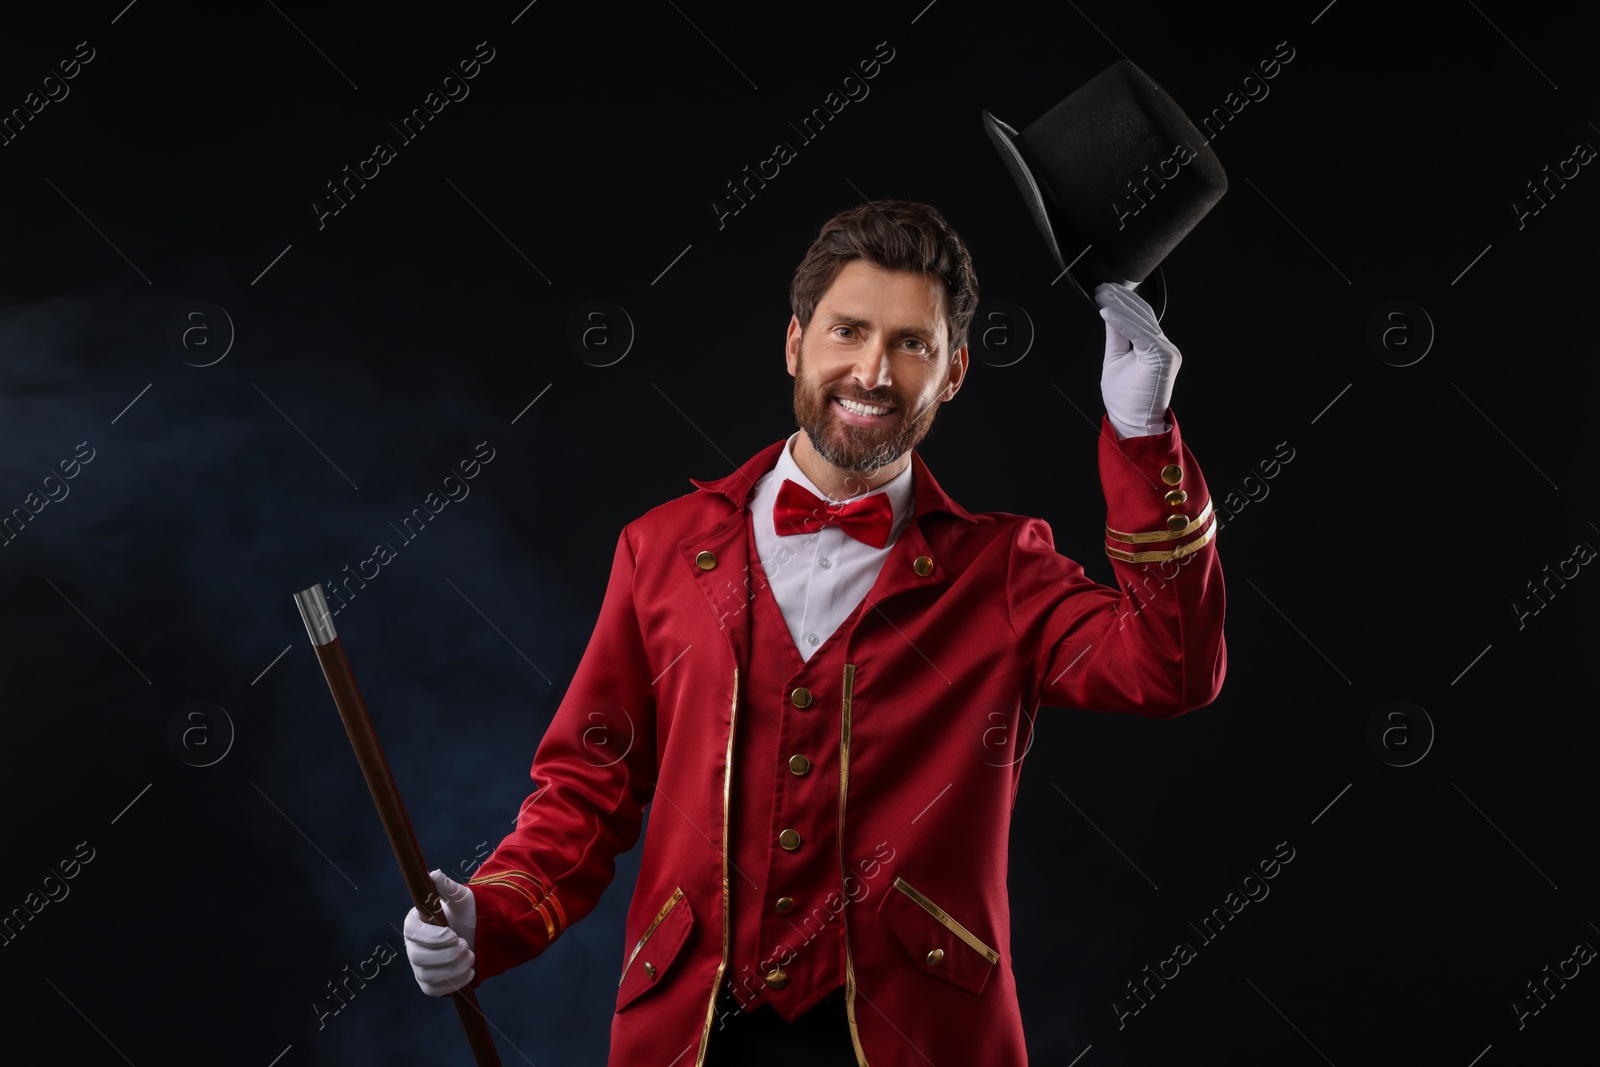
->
[940, 344, 970, 403]
[785, 315, 803, 377]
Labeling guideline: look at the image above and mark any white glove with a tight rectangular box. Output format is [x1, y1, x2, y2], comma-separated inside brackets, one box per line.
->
[1096, 281, 1180, 440]
[403, 869, 478, 996]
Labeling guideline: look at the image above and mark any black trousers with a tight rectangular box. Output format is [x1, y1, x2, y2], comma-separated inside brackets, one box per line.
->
[703, 984, 859, 1065]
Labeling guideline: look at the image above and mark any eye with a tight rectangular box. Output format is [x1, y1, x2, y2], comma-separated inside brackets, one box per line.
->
[833, 325, 855, 339]
[903, 338, 929, 353]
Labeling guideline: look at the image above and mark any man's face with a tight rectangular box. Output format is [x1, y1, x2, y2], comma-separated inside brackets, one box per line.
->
[785, 259, 968, 475]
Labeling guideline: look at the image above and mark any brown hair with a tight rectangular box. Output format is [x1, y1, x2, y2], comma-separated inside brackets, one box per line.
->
[789, 199, 979, 356]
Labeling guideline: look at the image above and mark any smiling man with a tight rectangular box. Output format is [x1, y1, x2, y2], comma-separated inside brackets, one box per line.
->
[404, 199, 1227, 1066]
[785, 254, 965, 497]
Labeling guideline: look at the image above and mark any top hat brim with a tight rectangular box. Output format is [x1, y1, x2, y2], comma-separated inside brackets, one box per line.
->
[982, 109, 1068, 273]
[982, 107, 1167, 320]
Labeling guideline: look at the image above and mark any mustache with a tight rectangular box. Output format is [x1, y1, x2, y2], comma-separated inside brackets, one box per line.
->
[829, 388, 898, 408]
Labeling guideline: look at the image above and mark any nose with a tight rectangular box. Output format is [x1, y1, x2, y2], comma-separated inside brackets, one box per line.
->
[849, 335, 893, 394]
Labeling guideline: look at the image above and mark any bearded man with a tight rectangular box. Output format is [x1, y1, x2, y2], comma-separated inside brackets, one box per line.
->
[404, 198, 1226, 1066]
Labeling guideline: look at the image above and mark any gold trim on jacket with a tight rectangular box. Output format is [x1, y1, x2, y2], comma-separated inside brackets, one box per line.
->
[1105, 520, 1218, 563]
[841, 662, 869, 1065]
[619, 886, 685, 987]
[694, 668, 741, 1067]
[890, 877, 1000, 964]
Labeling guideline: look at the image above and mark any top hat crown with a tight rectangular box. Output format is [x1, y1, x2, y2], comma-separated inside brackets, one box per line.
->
[984, 60, 1228, 310]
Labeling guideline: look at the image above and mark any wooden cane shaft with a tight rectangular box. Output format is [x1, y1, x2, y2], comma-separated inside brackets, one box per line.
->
[311, 639, 440, 917]
[308, 636, 502, 1067]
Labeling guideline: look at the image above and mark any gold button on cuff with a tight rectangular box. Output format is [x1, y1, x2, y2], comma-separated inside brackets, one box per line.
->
[1165, 489, 1187, 506]
[765, 967, 789, 989]
[912, 555, 934, 576]
[788, 754, 811, 776]
[643, 961, 657, 980]
[925, 948, 944, 966]
[1105, 498, 1215, 544]
[790, 686, 813, 708]
[694, 550, 717, 570]
[775, 896, 795, 914]
[1166, 514, 1190, 531]
[778, 829, 801, 850]
[1160, 464, 1183, 486]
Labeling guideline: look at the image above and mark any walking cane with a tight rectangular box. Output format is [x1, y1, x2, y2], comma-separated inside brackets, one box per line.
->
[293, 582, 502, 1067]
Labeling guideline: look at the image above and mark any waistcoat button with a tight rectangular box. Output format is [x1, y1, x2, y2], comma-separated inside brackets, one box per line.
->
[788, 754, 811, 775]
[790, 687, 813, 708]
[778, 828, 801, 850]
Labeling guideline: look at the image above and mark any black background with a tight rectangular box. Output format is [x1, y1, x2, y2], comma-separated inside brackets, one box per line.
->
[1, 2, 1596, 1064]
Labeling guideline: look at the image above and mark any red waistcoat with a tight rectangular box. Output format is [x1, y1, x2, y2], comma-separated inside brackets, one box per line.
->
[724, 504, 858, 1019]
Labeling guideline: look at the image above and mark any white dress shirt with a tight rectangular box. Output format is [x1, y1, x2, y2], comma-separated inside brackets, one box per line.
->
[748, 431, 916, 661]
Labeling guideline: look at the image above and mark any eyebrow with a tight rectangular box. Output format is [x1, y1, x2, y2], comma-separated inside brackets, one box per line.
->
[822, 311, 939, 340]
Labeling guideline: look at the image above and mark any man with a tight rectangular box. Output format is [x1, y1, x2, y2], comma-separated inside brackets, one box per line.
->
[404, 200, 1225, 1065]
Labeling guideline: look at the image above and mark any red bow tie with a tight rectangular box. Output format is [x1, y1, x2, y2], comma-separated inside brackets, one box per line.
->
[772, 478, 894, 549]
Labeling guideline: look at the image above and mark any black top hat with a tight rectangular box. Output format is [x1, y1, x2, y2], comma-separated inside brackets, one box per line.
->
[984, 60, 1228, 319]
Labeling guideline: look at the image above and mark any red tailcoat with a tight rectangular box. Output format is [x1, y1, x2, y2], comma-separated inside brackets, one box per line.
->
[466, 411, 1226, 1065]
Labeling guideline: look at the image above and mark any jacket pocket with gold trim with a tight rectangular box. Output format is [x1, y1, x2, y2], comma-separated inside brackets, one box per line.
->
[615, 886, 695, 1012]
[876, 876, 999, 995]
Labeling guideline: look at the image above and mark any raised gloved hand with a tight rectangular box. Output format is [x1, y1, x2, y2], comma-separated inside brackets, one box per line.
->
[403, 869, 477, 996]
[1096, 281, 1180, 440]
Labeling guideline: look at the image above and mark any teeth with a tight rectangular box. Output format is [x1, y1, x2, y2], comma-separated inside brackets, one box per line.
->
[838, 397, 891, 416]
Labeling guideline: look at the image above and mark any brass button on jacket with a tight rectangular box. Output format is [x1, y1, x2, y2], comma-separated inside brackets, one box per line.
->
[912, 555, 934, 576]
[925, 948, 944, 966]
[778, 828, 801, 850]
[788, 754, 811, 776]
[643, 961, 657, 980]
[1165, 489, 1187, 506]
[1160, 463, 1183, 486]
[790, 686, 813, 708]
[765, 967, 789, 989]
[694, 550, 716, 570]
[1166, 514, 1190, 531]
[775, 896, 795, 914]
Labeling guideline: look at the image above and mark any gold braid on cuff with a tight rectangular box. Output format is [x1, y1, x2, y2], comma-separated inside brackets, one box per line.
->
[468, 869, 566, 942]
[1105, 517, 1217, 563]
[1105, 498, 1214, 543]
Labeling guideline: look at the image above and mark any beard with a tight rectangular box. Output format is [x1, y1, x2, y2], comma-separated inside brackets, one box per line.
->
[792, 340, 944, 474]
